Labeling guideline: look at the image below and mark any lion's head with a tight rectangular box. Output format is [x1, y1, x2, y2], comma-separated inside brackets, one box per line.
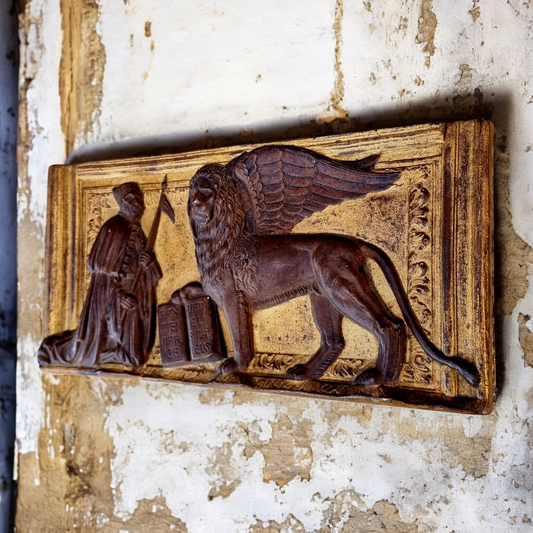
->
[188, 164, 251, 282]
[188, 164, 223, 234]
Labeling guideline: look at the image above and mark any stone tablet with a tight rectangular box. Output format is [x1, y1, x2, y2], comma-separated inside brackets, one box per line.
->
[158, 302, 189, 366]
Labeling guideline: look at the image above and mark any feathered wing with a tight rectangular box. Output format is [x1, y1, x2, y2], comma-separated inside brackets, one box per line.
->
[227, 145, 401, 235]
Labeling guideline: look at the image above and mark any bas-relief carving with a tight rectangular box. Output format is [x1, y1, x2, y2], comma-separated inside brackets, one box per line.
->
[38, 181, 174, 368]
[158, 281, 223, 366]
[187, 147, 477, 387]
[39, 122, 494, 413]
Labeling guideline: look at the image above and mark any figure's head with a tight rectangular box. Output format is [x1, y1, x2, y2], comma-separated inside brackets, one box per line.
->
[113, 182, 145, 220]
[188, 164, 226, 232]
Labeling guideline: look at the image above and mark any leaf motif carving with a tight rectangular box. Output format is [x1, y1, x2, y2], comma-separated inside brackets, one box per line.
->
[87, 192, 113, 248]
[325, 358, 366, 379]
[405, 166, 433, 385]
[407, 167, 432, 330]
[401, 348, 432, 384]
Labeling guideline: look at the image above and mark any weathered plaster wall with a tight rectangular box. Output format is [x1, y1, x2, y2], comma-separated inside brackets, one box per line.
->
[16, 1, 533, 532]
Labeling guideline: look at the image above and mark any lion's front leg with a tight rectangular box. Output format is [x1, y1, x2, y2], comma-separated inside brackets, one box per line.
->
[218, 288, 255, 375]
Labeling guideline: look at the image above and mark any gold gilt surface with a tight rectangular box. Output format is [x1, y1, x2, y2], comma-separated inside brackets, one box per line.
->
[42, 120, 494, 414]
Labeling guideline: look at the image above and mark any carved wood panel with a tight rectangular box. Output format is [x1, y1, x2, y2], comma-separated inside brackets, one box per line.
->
[40, 121, 494, 414]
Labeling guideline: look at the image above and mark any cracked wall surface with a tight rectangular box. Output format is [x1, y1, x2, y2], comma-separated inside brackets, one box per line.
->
[15, 1, 533, 532]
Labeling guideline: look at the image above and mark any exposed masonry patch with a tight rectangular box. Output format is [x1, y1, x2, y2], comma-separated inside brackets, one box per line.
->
[518, 313, 533, 368]
[494, 139, 533, 317]
[109, 497, 187, 532]
[469, 0, 481, 23]
[242, 414, 314, 486]
[59, 0, 106, 156]
[328, 0, 348, 121]
[16, 376, 115, 531]
[415, 0, 437, 67]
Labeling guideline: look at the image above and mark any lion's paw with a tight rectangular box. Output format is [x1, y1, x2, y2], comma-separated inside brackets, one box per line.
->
[285, 364, 312, 381]
[352, 368, 384, 386]
[217, 357, 252, 375]
[217, 358, 242, 375]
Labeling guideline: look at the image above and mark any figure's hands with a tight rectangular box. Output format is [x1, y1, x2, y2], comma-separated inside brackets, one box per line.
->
[178, 281, 205, 300]
[139, 251, 153, 268]
[170, 290, 182, 305]
[120, 292, 137, 310]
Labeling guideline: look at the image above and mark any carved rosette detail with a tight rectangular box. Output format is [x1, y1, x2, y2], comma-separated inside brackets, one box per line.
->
[402, 165, 434, 384]
[87, 192, 113, 249]
[402, 350, 432, 384]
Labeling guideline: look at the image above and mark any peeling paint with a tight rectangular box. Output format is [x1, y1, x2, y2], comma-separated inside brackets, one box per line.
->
[495, 137, 533, 317]
[469, 2, 481, 23]
[322, 493, 436, 533]
[250, 492, 436, 533]
[328, 0, 347, 120]
[415, 0, 437, 67]
[205, 441, 242, 499]
[17, 0, 64, 456]
[248, 513, 308, 533]
[144, 20, 151, 38]
[457, 63, 474, 88]
[518, 313, 533, 367]
[59, 0, 106, 156]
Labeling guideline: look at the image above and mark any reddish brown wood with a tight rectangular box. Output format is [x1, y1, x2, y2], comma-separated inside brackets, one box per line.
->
[38, 123, 494, 413]
[159, 282, 224, 367]
[38, 181, 173, 368]
[188, 146, 479, 387]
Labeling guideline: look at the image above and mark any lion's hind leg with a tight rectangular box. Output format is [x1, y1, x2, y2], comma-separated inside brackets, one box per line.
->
[285, 293, 345, 381]
[313, 246, 407, 386]
[351, 313, 406, 386]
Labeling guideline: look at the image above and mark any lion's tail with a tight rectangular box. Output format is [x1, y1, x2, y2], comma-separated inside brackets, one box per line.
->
[359, 241, 480, 388]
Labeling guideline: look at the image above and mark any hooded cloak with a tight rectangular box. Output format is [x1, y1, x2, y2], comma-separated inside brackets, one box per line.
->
[38, 207, 162, 368]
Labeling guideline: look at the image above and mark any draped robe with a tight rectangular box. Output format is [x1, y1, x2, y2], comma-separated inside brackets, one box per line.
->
[38, 213, 162, 367]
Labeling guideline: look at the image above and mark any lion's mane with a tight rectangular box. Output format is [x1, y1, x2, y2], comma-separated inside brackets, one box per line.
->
[189, 164, 259, 292]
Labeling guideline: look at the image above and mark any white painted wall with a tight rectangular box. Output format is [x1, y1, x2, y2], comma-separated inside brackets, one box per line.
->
[16, 1, 533, 532]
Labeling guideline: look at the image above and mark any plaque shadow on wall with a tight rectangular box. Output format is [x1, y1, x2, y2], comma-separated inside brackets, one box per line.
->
[65, 92, 510, 400]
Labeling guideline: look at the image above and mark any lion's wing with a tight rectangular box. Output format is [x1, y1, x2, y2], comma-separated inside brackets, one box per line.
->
[228, 145, 401, 235]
